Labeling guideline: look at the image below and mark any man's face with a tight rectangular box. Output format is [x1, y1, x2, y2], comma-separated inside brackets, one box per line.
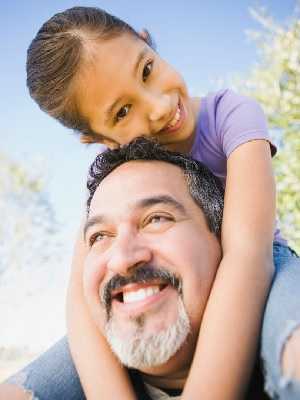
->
[83, 160, 222, 375]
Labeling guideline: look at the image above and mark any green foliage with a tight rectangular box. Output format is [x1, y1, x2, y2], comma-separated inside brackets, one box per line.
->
[0, 153, 43, 193]
[239, 5, 300, 252]
[0, 153, 62, 274]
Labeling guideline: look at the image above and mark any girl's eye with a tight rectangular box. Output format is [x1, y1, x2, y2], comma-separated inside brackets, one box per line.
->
[115, 104, 131, 122]
[142, 60, 153, 82]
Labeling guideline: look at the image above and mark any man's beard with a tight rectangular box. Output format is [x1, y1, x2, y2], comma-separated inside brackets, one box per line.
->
[100, 265, 191, 369]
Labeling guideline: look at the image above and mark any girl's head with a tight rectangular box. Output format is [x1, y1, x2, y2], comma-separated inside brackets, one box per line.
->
[27, 7, 198, 150]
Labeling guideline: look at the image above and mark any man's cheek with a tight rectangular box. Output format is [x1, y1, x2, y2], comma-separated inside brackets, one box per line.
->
[83, 251, 106, 302]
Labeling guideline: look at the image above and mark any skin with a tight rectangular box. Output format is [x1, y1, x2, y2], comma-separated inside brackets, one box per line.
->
[69, 33, 277, 399]
[83, 160, 222, 381]
[0, 385, 31, 400]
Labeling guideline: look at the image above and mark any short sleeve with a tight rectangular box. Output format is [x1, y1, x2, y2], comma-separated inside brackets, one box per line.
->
[215, 90, 276, 158]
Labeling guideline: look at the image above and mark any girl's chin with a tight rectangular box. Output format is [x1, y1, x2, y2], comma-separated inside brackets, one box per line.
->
[164, 130, 195, 153]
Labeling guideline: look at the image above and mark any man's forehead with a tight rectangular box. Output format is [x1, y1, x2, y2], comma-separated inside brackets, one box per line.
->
[93, 160, 184, 195]
[88, 160, 190, 215]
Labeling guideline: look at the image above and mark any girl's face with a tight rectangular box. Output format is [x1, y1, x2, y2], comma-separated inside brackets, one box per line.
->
[75, 34, 199, 151]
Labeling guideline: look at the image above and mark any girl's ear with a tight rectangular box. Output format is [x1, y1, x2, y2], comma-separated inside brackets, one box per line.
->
[138, 29, 156, 49]
[139, 29, 149, 41]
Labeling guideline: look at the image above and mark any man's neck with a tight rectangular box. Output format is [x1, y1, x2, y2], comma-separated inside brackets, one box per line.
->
[141, 367, 189, 391]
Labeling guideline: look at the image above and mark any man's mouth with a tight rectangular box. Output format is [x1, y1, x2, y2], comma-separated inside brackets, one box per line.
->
[100, 265, 181, 317]
[111, 282, 168, 304]
[110, 282, 174, 317]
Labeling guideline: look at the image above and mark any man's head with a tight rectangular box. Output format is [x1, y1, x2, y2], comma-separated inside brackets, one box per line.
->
[83, 138, 224, 376]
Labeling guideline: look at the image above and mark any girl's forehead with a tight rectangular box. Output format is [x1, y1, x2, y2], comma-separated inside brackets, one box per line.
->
[78, 34, 150, 93]
[75, 36, 151, 113]
[82, 33, 146, 65]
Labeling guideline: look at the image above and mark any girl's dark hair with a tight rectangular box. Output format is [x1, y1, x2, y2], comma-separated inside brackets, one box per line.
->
[27, 6, 153, 143]
[87, 137, 224, 237]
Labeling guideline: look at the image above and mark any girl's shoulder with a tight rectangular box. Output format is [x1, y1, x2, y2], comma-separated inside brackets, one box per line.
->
[195, 88, 275, 159]
[201, 88, 263, 125]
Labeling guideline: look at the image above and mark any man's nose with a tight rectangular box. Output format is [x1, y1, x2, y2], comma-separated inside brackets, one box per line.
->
[147, 92, 172, 122]
[106, 232, 152, 276]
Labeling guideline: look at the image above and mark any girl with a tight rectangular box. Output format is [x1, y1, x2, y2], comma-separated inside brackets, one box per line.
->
[5, 6, 300, 400]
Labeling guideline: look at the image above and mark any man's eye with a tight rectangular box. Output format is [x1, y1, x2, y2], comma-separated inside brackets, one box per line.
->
[146, 214, 173, 226]
[89, 232, 110, 247]
[142, 60, 153, 82]
[149, 215, 166, 224]
[115, 104, 131, 122]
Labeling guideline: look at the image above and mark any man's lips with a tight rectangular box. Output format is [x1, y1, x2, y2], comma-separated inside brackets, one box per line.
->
[111, 284, 175, 317]
[100, 265, 181, 317]
[111, 281, 168, 304]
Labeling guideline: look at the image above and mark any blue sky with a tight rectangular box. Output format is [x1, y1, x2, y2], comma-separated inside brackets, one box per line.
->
[1, 0, 297, 232]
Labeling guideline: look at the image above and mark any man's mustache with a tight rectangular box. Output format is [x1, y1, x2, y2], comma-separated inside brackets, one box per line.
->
[100, 264, 182, 315]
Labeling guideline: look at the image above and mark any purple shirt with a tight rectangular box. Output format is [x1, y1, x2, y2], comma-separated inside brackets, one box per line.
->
[191, 89, 285, 244]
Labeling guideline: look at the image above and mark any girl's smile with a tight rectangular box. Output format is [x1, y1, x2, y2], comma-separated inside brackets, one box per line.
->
[156, 98, 186, 136]
[74, 34, 200, 151]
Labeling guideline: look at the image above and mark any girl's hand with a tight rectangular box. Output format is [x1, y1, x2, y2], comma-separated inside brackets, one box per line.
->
[66, 220, 137, 400]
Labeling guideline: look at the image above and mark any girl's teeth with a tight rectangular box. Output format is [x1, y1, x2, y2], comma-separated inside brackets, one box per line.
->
[167, 106, 181, 128]
[123, 286, 160, 304]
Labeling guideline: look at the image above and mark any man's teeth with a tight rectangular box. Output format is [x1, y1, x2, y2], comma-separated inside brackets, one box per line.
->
[123, 286, 160, 304]
[167, 106, 181, 128]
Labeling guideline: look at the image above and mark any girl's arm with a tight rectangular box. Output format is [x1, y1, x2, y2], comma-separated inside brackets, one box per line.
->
[66, 222, 137, 400]
[182, 139, 276, 400]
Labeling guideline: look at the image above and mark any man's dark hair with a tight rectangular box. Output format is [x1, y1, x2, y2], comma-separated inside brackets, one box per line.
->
[87, 137, 224, 237]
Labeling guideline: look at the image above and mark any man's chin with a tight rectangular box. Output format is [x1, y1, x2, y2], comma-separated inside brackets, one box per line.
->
[104, 297, 191, 370]
[106, 288, 184, 343]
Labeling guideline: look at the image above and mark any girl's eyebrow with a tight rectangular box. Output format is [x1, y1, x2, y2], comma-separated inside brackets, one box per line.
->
[133, 46, 148, 75]
[104, 47, 148, 124]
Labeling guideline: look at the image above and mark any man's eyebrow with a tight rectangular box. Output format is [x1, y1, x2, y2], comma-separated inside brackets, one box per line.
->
[104, 47, 148, 124]
[136, 195, 187, 215]
[84, 215, 107, 241]
[83, 194, 186, 240]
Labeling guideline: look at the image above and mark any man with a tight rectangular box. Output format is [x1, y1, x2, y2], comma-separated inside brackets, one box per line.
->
[82, 137, 224, 399]
[1, 137, 268, 399]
